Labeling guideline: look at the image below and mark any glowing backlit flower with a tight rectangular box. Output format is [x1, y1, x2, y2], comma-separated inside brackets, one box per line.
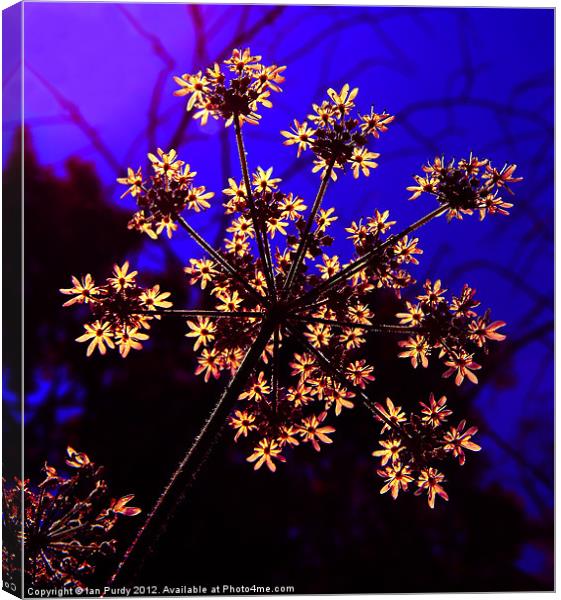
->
[246, 438, 285, 472]
[415, 467, 449, 509]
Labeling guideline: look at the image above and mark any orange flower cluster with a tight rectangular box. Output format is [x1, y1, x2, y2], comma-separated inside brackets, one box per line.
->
[2, 448, 140, 587]
[407, 154, 520, 221]
[60, 261, 172, 357]
[173, 47, 286, 126]
[119, 148, 214, 240]
[282, 84, 394, 180]
[373, 395, 481, 508]
[397, 279, 506, 386]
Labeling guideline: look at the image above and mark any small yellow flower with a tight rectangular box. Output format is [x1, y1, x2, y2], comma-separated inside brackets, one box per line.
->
[60, 274, 98, 307]
[443, 420, 481, 465]
[184, 258, 217, 290]
[186, 317, 217, 351]
[252, 166, 281, 193]
[339, 327, 365, 350]
[226, 215, 254, 239]
[239, 372, 271, 402]
[377, 463, 414, 499]
[419, 393, 452, 428]
[216, 290, 243, 312]
[173, 71, 210, 110]
[195, 348, 222, 382]
[350, 147, 380, 178]
[289, 353, 316, 379]
[108, 261, 138, 291]
[186, 186, 214, 212]
[224, 48, 262, 73]
[327, 83, 358, 115]
[147, 148, 183, 177]
[117, 167, 143, 198]
[155, 216, 178, 239]
[128, 211, 158, 240]
[277, 426, 300, 447]
[266, 216, 288, 238]
[317, 254, 340, 280]
[299, 413, 335, 452]
[115, 327, 149, 358]
[286, 385, 313, 407]
[398, 335, 430, 369]
[360, 108, 395, 138]
[222, 178, 248, 213]
[246, 438, 285, 472]
[140, 285, 173, 312]
[278, 193, 307, 221]
[174, 163, 197, 187]
[396, 301, 423, 326]
[304, 323, 331, 348]
[327, 383, 355, 416]
[367, 209, 396, 235]
[253, 64, 286, 92]
[406, 175, 438, 200]
[315, 207, 338, 232]
[374, 398, 407, 433]
[347, 303, 374, 325]
[281, 120, 316, 157]
[415, 467, 449, 509]
[75, 321, 115, 357]
[442, 351, 481, 386]
[229, 410, 257, 441]
[345, 360, 375, 388]
[372, 438, 403, 466]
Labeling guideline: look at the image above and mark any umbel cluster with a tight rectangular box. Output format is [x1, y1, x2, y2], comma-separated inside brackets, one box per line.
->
[61, 48, 521, 508]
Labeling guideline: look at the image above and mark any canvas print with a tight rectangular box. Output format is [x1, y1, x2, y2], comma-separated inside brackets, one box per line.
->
[2, 2, 554, 597]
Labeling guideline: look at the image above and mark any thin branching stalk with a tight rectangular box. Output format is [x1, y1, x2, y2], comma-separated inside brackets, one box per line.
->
[176, 214, 263, 302]
[233, 115, 277, 299]
[291, 315, 420, 335]
[272, 327, 280, 412]
[135, 309, 265, 318]
[108, 318, 277, 587]
[282, 161, 335, 296]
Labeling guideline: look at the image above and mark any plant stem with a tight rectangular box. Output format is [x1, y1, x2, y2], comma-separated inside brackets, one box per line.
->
[176, 215, 263, 303]
[272, 327, 279, 412]
[282, 161, 334, 296]
[295, 203, 449, 307]
[233, 115, 277, 299]
[291, 315, 420, 335]
[107, 318, 277, 587]
[134, 309, 264, 319]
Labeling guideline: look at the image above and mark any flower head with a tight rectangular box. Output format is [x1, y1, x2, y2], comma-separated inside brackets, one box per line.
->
[64, 49, 517, 509]
[3, 449, 140, 587]
[285, 83, 393, 179]
[174, 48, 285, 127]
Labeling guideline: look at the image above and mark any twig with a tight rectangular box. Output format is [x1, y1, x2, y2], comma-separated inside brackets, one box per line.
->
[233, 114, 277, 299]
[282, 161, 334, 296]
[134, 309, 264, 318]
[176, 215, 263, 303]
[291, 315, 419, 336]
[108, 318, 277, 587]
